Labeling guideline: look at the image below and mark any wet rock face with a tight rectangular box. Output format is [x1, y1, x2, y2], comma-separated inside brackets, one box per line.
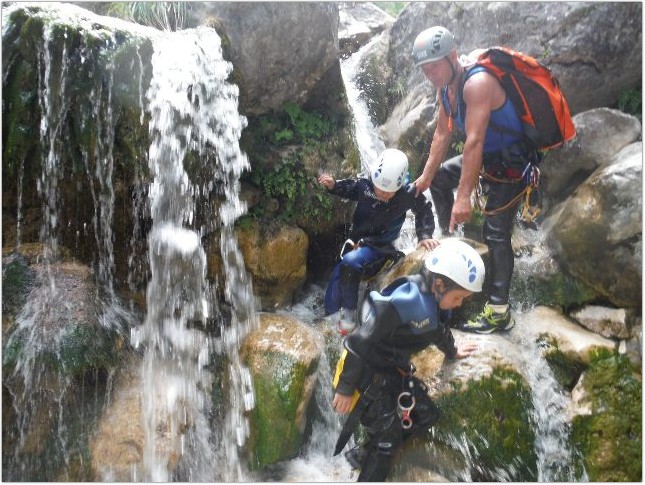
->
[241, 312, 320, 469]
[186, 2, 341, 116]
[543, 143, 642, 308]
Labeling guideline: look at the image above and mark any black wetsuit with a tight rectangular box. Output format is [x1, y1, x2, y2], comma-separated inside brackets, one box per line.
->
[334, 275, 458, 481]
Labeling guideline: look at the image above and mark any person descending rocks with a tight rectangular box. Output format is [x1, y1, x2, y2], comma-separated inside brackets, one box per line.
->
[331, 239, 482, 481]
[318, 148, 439, 335]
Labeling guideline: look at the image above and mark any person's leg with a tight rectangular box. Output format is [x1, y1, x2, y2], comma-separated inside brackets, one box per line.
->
[429, 154, 463, 233]
[324, 263, 343, 315]
[355, 390, 402, 482]
[338, 245, 385, 312]
[461, 179, 523, 333]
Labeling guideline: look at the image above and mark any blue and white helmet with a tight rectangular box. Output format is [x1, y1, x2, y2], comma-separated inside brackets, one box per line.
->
[424, 239, 485, 292]
[371, 148, 409, 192]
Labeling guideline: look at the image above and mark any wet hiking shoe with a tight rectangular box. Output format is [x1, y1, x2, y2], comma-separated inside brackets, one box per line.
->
[460, 303, 515, 334]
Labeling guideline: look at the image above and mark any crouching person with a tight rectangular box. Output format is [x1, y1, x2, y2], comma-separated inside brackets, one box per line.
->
[331, 240, 483, 481]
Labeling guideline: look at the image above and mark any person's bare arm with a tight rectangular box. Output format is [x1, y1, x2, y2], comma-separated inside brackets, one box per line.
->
[448, 73, 499, 232]
[414, 92, 453, 196]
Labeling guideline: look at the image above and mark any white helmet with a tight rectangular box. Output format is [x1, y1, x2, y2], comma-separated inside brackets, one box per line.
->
[424, 239, 485, 292]
[371, 149, 409, 192]
[412, 26, 455, 67]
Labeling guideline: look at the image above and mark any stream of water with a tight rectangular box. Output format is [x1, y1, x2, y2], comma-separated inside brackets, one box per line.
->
[132, 26, 256, 481]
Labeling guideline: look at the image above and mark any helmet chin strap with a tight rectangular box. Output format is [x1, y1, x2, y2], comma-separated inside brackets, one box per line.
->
[444, 57, 459, 88]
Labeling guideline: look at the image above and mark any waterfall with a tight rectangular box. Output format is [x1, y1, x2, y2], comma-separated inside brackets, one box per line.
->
[340, 34, 386, 175]
[135, 26, 256, 481]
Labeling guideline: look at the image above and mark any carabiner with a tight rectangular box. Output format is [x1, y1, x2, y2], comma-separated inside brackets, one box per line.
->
[397, 391, 415, 429]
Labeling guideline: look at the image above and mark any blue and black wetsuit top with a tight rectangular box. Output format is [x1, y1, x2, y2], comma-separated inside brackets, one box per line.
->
[441, 66, 524, 155]
[334, 275, 457, 396]
[328, 177, 435, 248]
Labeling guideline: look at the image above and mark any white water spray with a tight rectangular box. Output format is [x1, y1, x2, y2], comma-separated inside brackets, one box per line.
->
[139, 26, 257, 481]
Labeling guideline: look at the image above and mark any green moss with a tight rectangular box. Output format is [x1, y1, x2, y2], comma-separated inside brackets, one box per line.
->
[510, 268, 597, 311]
[434, 366, 538, 481]
[570, 349, 642, 481]
[247, 351, 311, 469]
[3, 322, 123, 380]
[538, 335, 586, 391]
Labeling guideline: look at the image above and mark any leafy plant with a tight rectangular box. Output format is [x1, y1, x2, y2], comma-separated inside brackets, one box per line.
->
[250, 157, 332, 223]
[284, 103, 332, 141]
[616, 88, 642, 120]
[106, 2, 187, 31]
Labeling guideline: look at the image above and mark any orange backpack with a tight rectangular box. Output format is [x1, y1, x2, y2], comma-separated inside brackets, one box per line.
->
[467, 46, 576, 150]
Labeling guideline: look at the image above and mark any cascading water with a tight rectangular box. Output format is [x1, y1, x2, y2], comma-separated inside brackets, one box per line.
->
[340, 34, 386, 175]
[133, 26, 257, 481]
[2, 8, 137, 480]
[3, 3, 256, 481]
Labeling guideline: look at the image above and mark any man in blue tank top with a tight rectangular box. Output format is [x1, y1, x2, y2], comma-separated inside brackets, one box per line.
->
[410, 26, 541, 334]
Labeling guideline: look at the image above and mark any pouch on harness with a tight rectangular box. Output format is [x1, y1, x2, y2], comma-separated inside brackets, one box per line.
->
[465, 46, 576, 151]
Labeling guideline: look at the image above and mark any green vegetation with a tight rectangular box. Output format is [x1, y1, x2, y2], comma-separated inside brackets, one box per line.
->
[245, 103, 339, 223]
[247, 351, 312, 469]
[258, 102, 333, 145]
[434, 367, 538, 481]
[249, 157, 333, 222]
[373, 2, 409, 17]
[537, 335, 586, 391]
[571, 349, 642, 482]
[105, 2, 187, 31]
[615, 87, 642, 120]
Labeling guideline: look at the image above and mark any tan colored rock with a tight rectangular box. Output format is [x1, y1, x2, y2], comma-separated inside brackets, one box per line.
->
[241, 312, 321, 466]
[235, 221, 309, 310]
[523, 306, 616, 363]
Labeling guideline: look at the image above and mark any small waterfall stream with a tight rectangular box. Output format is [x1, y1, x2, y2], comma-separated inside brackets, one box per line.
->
[3, 4, 257, 481]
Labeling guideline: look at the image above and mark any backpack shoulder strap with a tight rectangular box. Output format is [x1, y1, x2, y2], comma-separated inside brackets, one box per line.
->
[460, 62, 525, 140]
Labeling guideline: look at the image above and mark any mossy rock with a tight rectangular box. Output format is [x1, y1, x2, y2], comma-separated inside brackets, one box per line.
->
[511, 267, 597, 311]
[432, 366, 538, 481]
[241, 313, 320, 469]
[2, 252, 36, 323]
[571, 350, 642, 481]
[538, 335, 587, 391]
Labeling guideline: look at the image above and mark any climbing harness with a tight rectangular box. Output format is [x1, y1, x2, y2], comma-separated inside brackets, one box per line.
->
[475, 162, 541, 225]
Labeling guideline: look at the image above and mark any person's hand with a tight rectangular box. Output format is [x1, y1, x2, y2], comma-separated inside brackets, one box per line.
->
[318, 173, 335, 190]
[412, 173, 431, 196]
[448, 196, 473, 233]
[332, 392, 354, 415]
[454, 342, 478, 359]
[417, 238, 440, 251]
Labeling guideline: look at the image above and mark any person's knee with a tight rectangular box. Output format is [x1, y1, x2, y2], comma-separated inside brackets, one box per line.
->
[339, 263, 362, 284]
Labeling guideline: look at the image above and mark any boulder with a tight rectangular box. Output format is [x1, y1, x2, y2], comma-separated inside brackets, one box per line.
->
[540, 109, 642, 206]
[241, 312, 321, 469]
[338, 2, 393, 58]
[186, 3, 340, 116]
[222, 220, 309, 310]
[542, 145, 642, 308]
[571, 305, 636, 340]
